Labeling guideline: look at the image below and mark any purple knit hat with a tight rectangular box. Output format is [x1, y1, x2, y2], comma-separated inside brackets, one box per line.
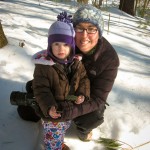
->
[47, 12, 75, 64]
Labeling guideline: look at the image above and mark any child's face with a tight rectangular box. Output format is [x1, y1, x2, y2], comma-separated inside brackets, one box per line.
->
[51, 42, 71, 60]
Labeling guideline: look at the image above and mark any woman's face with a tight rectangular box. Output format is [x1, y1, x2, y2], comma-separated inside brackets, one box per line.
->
[75, 22, 99, 54]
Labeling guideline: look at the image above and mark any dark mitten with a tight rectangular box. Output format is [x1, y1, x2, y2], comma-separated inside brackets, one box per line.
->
[26, 80, 33, 93]
[17, 105, 41, 122]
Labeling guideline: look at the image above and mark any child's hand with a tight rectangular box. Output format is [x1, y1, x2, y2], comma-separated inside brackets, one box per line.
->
[48, 106, 61, 119]
[75, 95, 85, 104]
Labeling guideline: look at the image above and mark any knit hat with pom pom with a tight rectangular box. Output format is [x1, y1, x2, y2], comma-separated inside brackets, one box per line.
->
[47, 12, 75, 64]
[73, 4, 104, 37]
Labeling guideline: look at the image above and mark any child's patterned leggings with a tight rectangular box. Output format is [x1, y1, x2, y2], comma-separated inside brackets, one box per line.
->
[42, 120, 71, 150]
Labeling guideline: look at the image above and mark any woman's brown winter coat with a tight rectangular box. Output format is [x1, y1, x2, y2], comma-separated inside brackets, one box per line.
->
[59, 37, 120, 120]
[32, 55, 90, 121]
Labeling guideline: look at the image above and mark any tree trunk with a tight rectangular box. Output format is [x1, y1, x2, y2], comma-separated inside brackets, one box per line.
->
[92, 0, 103, 8]
[141, 0, 148, 17]
[134, 0, 139, 15]
[119, 0, 135, 16]
[0, 21, 8, 48]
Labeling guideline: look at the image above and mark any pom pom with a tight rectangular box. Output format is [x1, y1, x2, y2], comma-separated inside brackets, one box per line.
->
[57, 11, 72, 23]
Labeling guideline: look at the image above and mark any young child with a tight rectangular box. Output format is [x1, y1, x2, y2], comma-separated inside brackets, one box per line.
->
[32, 12, 90, 150]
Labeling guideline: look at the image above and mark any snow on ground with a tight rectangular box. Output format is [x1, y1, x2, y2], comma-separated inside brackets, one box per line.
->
[0, 0, 150, 150]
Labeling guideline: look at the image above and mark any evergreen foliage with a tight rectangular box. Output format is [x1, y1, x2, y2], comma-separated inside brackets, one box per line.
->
[96, 137, 122, 150]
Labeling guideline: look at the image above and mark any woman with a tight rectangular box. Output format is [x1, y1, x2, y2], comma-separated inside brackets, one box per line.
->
[59, 4, 120, 141]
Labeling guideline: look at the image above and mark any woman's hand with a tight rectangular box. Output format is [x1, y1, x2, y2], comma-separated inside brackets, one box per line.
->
[48, 106, 61, 119]
[75, 95, 85, 104]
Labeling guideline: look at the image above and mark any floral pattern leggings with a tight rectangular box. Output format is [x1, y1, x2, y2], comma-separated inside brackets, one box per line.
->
[42, 120, 71, 150]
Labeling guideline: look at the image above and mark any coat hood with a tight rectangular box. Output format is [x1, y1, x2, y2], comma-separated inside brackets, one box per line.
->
[32, 50, 82, 66]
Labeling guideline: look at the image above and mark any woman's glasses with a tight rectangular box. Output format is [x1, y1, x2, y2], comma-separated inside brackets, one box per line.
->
[75, 27, 98, 34]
